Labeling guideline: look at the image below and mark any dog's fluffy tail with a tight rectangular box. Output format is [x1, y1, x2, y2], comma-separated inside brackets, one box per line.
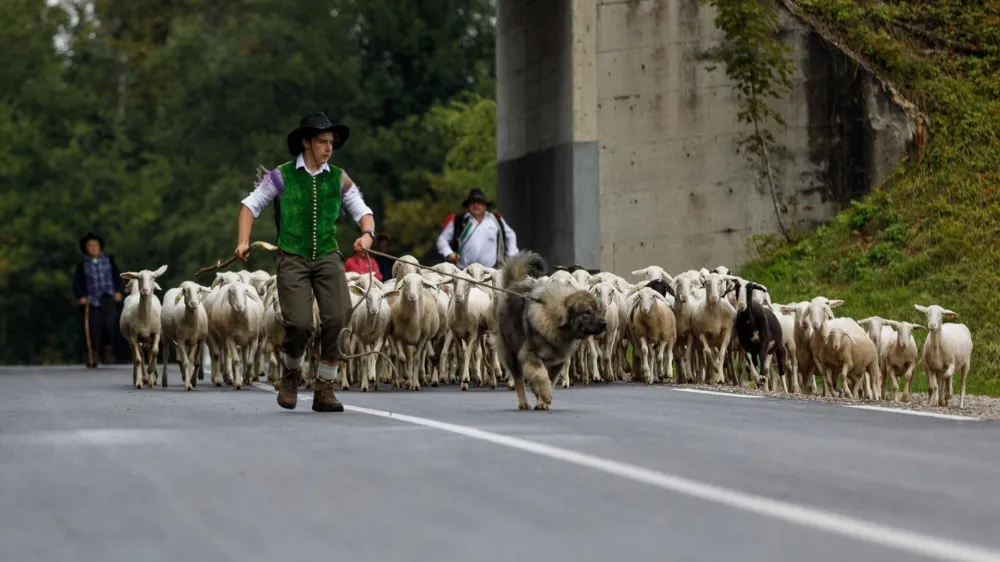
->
[500, 251, 547, 288]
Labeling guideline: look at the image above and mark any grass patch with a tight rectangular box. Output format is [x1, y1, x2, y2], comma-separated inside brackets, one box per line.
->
[740, 0, 1000, 397]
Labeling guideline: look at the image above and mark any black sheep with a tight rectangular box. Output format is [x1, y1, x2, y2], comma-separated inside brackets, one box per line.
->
[725, 279, 785, 389]
[645, 278, 676, 300]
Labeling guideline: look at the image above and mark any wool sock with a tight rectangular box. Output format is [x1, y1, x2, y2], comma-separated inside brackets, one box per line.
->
[317, 362, 339, 381]
[283, 352, 304, 371]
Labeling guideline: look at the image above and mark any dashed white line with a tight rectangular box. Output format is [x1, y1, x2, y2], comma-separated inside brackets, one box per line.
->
[845, 404, 981, 421]
[251, 382, 1000, 562]
[669, 387, 763, 399]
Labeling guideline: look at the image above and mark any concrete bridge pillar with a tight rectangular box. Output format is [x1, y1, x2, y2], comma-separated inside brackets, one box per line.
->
[495, 0, 599, 270]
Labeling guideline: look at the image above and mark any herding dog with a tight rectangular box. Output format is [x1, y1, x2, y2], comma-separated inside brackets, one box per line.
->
[492, 251, 608, 410]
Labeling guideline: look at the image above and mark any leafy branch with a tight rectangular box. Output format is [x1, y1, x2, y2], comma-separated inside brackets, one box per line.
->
[699, 0, 795, 242]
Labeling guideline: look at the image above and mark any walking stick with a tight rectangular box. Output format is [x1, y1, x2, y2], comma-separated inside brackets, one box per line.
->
[83, 302, 95, 367]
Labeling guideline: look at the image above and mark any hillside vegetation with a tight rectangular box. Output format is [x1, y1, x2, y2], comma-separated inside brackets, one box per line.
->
[740, 0, 1000, 396]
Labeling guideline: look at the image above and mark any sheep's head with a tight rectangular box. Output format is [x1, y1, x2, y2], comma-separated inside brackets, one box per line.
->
[226, 282, 255, 313]
[631, 265, 673, 284]
[121, 265, 168, 296]
[392, 255, 420, 281]
[700, 271, 726, 304]
[646, 278, 675, 300]
[211, 271, 241, 288]
[638, 287, 666, 315]
[913, 304, 958, 332]
[826, 326, 856, 352]
[857, 316, 887, 343]
[237, 270, 253, 285]
[807, 296, 843, 332]
[176, 281, 208, 309]
[888, 320, 924, 348]
[395, 272, 437, 303]
[590, 281, 618, 308]
[350, 283, 397, 316]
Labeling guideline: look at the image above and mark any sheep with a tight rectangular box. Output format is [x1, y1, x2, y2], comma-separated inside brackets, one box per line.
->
[913, 304, 973, 408]
[825, 326, 878, 400]
[161, 281, 210, 391]
[881, 319, 922, 403]
[805, 297, 880, 399]
[767, 302, 800, 394]
[391, 255, 421, 281]
[857, 316, 901, 401]
[690, 271, 737, 384]
[209, 280, 264, 390]
[386, 272, 441, 390]
[343, 282, 396, 392]
[589, 281, 624, 382]
[670, 272, 705, 384]
[631, 265, 673, 283]
[776, 301, 819, 395]
[119, 265, 168, 389]
[439, 271, 494, 391]
[726, 278, 785, 390]
[624, 285, 676, 384]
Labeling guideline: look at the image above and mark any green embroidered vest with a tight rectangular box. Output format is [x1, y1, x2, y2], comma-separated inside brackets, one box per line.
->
[273, 161, 342, 260]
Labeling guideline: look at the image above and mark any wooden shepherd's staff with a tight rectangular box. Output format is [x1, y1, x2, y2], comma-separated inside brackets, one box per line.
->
[83, 301, 95, 367]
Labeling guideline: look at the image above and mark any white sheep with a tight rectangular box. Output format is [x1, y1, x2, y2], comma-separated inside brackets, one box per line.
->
[386, 272, 441, 390]
[344, 282, 396, 391]
[624, 286, 676, 384]
[120, 265, 168, 389]
[881, 319, 922, 403]
[161, 281, 210, 391]
[913, 304, 973, 408]
[439, 271, 494, 391]
[209, 281, 264, 390]
[690, 271, 736, 384]
[825, 325, 879, 400]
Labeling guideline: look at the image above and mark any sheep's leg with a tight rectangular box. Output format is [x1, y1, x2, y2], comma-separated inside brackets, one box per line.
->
[147, 333, 161, 388]
[788, 349, 800, 394]
[393, 340, 406, 388]
[405, 344, 419, 391]
[939, 364, 956, 407]
[175, 341, 189, 391]
[435, 331, 452, 387]
[230, 340, 245, 390]
[959, 362, 969, 409]
[925, 368, 940, 407]
[472, 339, 485, 388]
[129, 337, 143, 389]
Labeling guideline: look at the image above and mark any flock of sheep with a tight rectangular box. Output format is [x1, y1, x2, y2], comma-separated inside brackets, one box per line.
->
[116, 254, 975, 409]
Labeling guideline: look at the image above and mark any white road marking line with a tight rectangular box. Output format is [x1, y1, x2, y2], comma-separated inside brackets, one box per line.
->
[669, 387, 763, 399]
[845, 404, 981, 421]
[252, 383, 1000, 562]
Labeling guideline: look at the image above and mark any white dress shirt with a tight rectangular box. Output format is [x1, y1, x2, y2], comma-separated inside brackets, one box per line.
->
[241, 153, 373, 223]
[437, 211, 519, 268]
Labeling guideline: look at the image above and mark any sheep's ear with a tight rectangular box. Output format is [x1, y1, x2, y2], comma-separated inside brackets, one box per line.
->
[174, 293, 183, 304]
[630, 267, 649, 277]
[383, 289, 400, 299]
[779, 305, 797, 314]
[151, 264, 168, 277]
[911, 324, 926, 331]
[827, 299, 844, 308]
[846, 333, 857, 344]
[153, 282, 163, 291]
[943, 309, 959, 319]
[349, 285, 364, 295]
[199, 285, 212, 295]
[914, 304, 928, 313]
[121, 272, 137, 279]
[857, 317, 871, 325]
[421, 279, 440, 289]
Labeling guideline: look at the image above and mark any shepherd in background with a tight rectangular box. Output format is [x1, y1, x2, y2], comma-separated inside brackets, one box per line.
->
[437, 188, 519, 268]
[72, 232, 126, 368]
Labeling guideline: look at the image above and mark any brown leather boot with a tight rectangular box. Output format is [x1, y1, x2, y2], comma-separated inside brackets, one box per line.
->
[277, 367, 302, 410]
[312, 377, 344, 412]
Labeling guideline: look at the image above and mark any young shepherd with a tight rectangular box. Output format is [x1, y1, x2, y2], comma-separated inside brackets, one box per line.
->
[492, 251, 608, 411]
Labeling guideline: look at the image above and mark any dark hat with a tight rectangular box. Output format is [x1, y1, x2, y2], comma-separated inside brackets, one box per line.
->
[79, 232, 104, 254]
[461, 188, 492, 208]
[286, 111, 350, 156]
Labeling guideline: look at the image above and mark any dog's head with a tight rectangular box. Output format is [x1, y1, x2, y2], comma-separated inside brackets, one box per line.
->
[562, 291, 608, 337]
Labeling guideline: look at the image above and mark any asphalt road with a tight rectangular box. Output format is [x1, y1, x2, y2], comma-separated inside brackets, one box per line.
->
[2, 366, 1000, 562]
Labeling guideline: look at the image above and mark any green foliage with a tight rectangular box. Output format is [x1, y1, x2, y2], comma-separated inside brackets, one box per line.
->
[382, 93, 497, 262]
[699, 0, 796, 240]
[742, 0, 1000, 396]
[0, 0, 497, 364]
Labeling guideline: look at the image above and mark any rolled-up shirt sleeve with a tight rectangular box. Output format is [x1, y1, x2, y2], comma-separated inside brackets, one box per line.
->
[341, 172, 374, 224]
[502, 219, 519, 256]
[437, 220, 456, 258]
[241, 172, 279, 218]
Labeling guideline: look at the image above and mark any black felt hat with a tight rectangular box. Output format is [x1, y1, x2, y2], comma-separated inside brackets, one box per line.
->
[286, 111, 350, 156]
[461, 188, 491, 208]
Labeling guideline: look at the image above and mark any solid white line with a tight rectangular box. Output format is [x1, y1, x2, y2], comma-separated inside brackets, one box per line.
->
[252, 383, 1000, 562]
[845, 404, 981, 421]
[669, 387, 763, 399]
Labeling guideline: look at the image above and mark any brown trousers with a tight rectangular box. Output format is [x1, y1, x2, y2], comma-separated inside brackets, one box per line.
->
[275, 249, 352, 363]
